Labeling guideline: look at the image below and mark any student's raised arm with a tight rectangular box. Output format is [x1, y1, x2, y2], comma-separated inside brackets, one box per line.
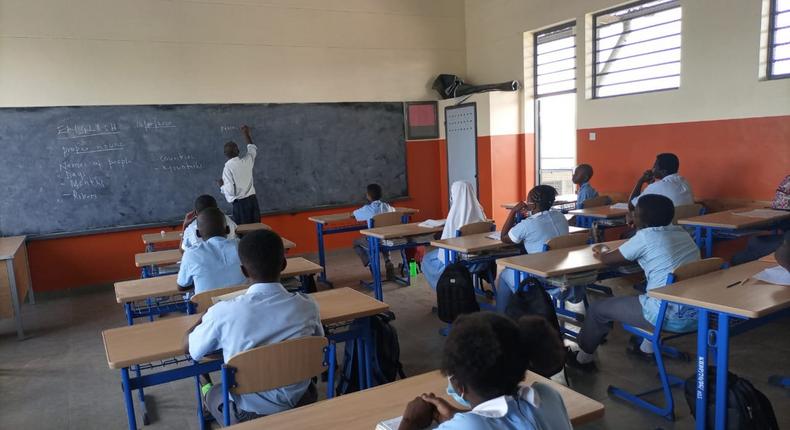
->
[628, 170, 654, 211]
[500, 201, 528, 244]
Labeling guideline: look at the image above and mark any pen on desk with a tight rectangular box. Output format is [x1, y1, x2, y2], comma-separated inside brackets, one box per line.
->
[726, 278, 750, 288]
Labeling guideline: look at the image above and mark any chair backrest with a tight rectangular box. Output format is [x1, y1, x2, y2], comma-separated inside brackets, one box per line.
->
[226, 336, 329, 395]
[369, 211, 404, 228]
[457, 221, 495, 237]
[190, 283, 249, 311]
[672, 203, 704, 224]
[544, 232, 589, 250]
[580, 195, 611, 209]
[669, 257, 724, 283]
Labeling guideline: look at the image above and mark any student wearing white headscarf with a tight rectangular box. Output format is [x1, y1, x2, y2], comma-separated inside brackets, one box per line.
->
[422, 181, 488, 290]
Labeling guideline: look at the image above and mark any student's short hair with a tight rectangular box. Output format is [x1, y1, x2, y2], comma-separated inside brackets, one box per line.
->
[194, 194, 218, 213]
[197, 207, 228, 237]
[577, 163, 594, 179]
[238, 230, 285, 280]
[528, 185, 558, 211]
[367, 183, 383, 201]
[655, 153, 680, 175]
[637, 194, 675, 227]
[441, 312, 565, 399]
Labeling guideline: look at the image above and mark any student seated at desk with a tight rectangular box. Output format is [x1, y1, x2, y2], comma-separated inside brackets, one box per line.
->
[573, 164, 599, 209]
[568, 195, 700, 370]
[352, 183, 397, 279]
[398, 312, 571, 430]
[731, 175, 790, 265]
[182, 194, 237, 251]
[497, 185, 570, 313]
[188, 229, 324, 425]
[177, 207, 246, 294]
[422, 180, 488, 290]
[629, 153, 694, 209]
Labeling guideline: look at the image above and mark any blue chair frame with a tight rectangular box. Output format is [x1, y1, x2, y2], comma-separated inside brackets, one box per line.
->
[360, 214, 412, 291]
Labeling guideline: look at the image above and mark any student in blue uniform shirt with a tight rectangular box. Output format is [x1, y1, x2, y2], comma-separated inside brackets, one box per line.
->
[422, 180, 488, 290]
[352, 183, 397, 279]
[188, 229, 324, 424]
[398, 312, 571, 430]
[572, 164, 599, 209]
[629, 153, 694, 209]
[568, 194, 700, 370]
[176, 207, 247, 294]
[181, 194, 238, 251]
[496, 185, 570, 312]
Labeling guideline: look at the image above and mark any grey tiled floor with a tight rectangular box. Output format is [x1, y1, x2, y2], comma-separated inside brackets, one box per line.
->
[0, 248, 788, 429]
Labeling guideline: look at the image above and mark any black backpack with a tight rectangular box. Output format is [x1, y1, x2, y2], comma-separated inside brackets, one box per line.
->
[504, 277, 565, 377]
[684, 367, 779, 430]
[336, 311, 406, 394]
[436, 263, 480, 324]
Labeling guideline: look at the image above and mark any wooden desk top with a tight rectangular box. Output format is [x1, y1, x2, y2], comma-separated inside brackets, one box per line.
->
[360, 222, 444, 240]
[308, 207, 420, 226]
[760, 254, 778, 264]
[677, 207, 790, 229]
[568, 206, 628, 219]
[227, 370, 604, 430]
[141, 230, 183, 245]
[497, 240, 626, 278]
[430, 232, 511, 254]
[235, 223, 272, 235]
[0, 236, 25, 260]
[134, 237, 295, 267]
[103, 287, 388, 368]
[647, 261, 790, 318]
[115, 257, 323, 303]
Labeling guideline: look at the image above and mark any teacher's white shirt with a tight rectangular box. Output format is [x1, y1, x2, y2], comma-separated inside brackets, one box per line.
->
[220, 143, 257, 203]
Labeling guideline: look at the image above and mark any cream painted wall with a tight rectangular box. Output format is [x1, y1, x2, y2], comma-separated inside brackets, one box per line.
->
[0, 0, 466, 107]
[465, 0, 790, 129]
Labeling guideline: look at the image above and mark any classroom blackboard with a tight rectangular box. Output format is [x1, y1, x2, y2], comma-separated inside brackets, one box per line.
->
[0, 103, 407, 237]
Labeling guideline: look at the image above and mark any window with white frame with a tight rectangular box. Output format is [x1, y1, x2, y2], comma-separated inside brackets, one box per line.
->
[592, 0, 682, 98]
[535, 22, 577, 96]
[769, 0, 790, 79]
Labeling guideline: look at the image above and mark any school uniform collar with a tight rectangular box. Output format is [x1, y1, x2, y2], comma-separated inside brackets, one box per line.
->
[661, 173, 681, 181]
[529, 210, 554, 219]
[205, 236, 228, 245]
[579, 182, 591, 189]
[640, 225, 684, 233]
[468, 385, 539, 418]
[246, 282, 288, 296]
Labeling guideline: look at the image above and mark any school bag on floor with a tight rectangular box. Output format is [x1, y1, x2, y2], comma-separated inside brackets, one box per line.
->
[336, 311, 406, 394]
[683, 367, 779, 430]
[436, 263, 479, 324]
[504, 277, 565, 377]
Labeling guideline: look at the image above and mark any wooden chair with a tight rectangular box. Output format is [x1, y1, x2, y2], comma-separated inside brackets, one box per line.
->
[190, 284, 248, 312]
[364, 211, 410, 286]
[457, 221, 495, 236]
[543, 232, 590, 251]
[672, 203, 704, 224]
[219, 336, 329, 426]
[579, 195, 612, 209]
[609, 257, 725, 421]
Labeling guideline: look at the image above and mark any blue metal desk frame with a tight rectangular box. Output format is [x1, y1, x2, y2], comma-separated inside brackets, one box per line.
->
[313, 220, 367, 285]
[687, 224, 782, 258]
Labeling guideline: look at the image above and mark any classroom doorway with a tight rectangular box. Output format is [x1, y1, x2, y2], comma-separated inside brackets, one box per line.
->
[444, 103, 478, 201]
[535, 93, 576, 195]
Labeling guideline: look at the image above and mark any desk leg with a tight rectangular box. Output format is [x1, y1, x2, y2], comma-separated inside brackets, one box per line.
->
[121, 368, 138, 430]
[6, 261, 25, 339]
[355, 337, 366, 391]
[696, 309, 708, 430]
[513, 270, 522, 291]
[23, 252, 35, 305]
[124, 303, 135, 326]
[714, 313, 730, 430]
[705, 227, 714, 259]
[363, 317, 374, 389]
[316, 223, 328, 283]
[368, 236, 383, 301]
[693, 226, 702, 251]
[194, 372, 207, 430]
[326, 342, 336, 399]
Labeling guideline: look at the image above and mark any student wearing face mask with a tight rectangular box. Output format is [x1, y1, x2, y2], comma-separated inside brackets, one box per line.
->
[398, 312, 570, 430]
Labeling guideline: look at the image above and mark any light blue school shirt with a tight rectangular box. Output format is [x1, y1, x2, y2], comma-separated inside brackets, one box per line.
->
[352, 200, 395, 222]
[507, 210, 570, 254]
[176, 236, 247, 294]
[576, 182, 599, 209]
[188, 283, 324, 415]
[618, 225, 701, 332]
[437, 383, 572, 430]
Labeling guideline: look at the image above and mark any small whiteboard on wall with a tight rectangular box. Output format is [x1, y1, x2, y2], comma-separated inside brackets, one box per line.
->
[444, 103, 478, 199]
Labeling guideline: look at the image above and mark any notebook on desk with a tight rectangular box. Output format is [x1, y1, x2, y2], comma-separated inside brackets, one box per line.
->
[377, 416, 438, 430]
[419, 219, 445, 228]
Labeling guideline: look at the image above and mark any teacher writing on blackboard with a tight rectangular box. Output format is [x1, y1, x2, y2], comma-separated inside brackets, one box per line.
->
[217, 125, 260, 224]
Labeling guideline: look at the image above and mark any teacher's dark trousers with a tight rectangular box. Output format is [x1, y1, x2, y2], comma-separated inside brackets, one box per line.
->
[232, 195, 261, 225]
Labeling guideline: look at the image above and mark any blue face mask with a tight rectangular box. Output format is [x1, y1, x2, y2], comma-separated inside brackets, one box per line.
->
[446, 376, 471, 408]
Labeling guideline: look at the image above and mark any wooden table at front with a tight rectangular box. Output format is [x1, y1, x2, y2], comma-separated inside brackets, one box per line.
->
[226, 370, 604, 430]
[103, 287, 389, 430]
[360, 221, 444, 301]
[678, 207, 790, 258]
[115, 257, 323, 325]
[647, 260, 790, 430]
[0, 236, 34, 339]
[134, 236, 296, 278]
[567, 206, 629, 228]
[308, 207, 419, 285]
